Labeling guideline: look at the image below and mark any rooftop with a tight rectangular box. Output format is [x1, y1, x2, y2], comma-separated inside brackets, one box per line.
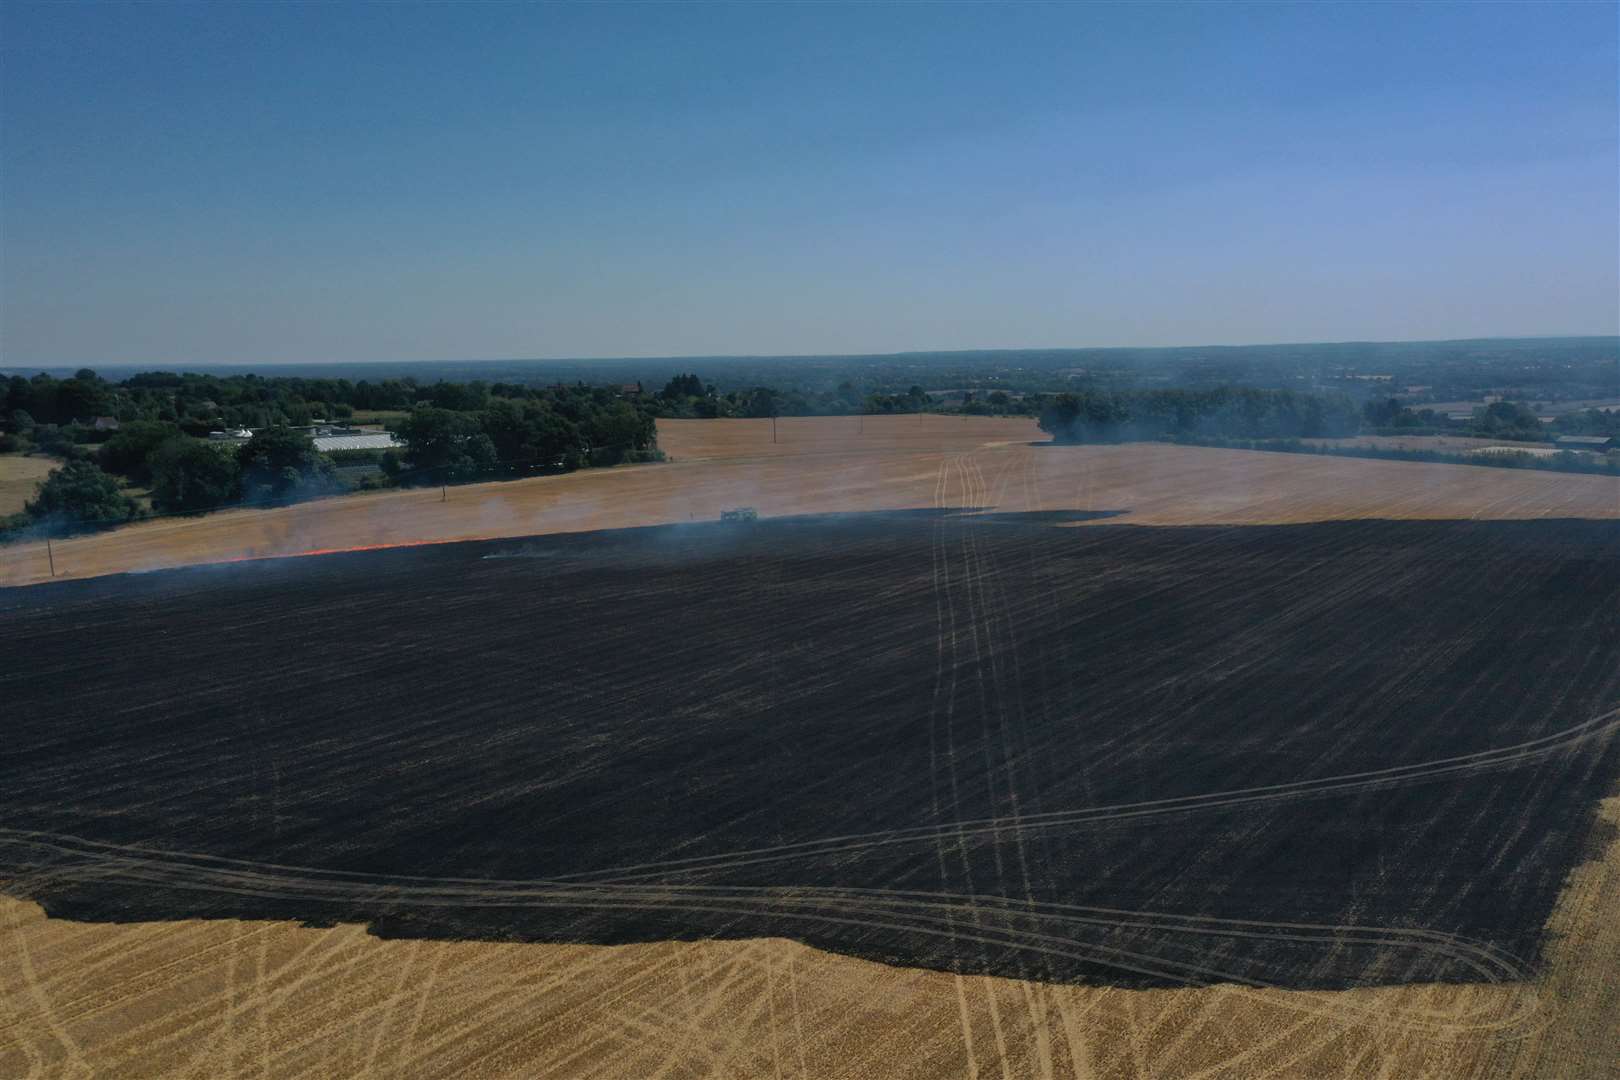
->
[313, 433, 403, 452]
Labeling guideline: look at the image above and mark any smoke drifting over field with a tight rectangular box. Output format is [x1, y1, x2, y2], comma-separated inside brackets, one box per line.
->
[9, 420, 1619, 588]
[2, 513, 1617, 993]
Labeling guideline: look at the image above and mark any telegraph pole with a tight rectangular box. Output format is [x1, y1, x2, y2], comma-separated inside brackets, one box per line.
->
[772, 414, 778, 444]
[45, 532, 55, 578]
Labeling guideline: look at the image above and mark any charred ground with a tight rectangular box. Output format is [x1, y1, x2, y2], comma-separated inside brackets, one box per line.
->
[2, 512, 1617, 990]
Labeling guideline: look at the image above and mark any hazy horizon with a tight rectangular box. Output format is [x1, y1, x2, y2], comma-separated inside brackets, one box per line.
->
[3, 2, 1616, 366]
[7, 333, 1618, 378]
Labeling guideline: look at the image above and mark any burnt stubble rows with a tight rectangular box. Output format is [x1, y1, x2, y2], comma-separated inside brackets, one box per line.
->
[2, 512, 1617, 989]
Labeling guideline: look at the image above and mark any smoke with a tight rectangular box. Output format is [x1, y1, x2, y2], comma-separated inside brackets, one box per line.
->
[6, 415, 1615, 589]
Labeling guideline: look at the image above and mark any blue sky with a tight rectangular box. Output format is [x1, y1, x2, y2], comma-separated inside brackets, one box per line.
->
[2, 1, 1615, 365]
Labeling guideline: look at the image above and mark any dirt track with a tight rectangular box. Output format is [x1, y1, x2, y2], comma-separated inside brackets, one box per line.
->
[3, 416, 1616, 587]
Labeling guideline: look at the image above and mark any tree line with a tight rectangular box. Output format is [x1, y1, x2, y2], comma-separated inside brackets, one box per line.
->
[1037, 388, 1363, 442]
[7, 367, 1614, 540]
[2, 370, 661, 538]
[1175, 434, 1620, 476]
[646, 374, 1043, 419]
[1038, 387, 1620, 445]
[1360, 397, 1620, 441]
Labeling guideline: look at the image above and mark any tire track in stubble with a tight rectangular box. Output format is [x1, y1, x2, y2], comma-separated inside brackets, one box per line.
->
[1, 844, 1541, 1037]
[962, 450, 1064, 1077]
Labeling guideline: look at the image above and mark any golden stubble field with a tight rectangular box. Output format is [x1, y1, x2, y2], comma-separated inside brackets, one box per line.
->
[3, 417, 1618, 1078]
[0, 455, 58, 519]
[3, 416, 1616, 588]
[3, 794, 1616, 1080]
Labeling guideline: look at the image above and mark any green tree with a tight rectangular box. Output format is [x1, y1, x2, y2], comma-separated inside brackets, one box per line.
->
[397, 407, 498, 481]
[742, 388, 779, 418]
[237, 427, 335, 502]
[25, 460, 141, 530]
[1038, 392, 1131, 443]
[1475, 401, 1543, 438]
[100, 421, 184, 484]
[54, 377, 109, 423]
[660, 373, 705, 400]
[4, 377, 30, 419]
[478, 399, 577, 471]
[31, 424, 91, 459]
[150, 439, 242, 512]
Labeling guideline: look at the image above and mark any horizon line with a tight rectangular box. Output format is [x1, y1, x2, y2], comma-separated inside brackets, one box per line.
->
[5, 332, 1617, 373]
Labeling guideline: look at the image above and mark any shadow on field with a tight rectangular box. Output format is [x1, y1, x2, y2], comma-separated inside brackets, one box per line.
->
[2, 510, 1618, 990]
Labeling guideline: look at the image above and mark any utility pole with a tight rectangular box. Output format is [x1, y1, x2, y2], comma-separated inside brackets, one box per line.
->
[772, 414, 778, 444]
[441, 483, 447, 502]
[45, 532, 55, 578]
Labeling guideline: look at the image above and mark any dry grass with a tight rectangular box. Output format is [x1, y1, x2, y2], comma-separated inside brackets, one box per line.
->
[0, 455, 57, 518]
[4, 416, 1616, 587]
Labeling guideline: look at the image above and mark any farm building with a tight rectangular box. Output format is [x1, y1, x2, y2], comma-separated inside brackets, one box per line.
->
[1553, 434, 1616, 452]
[312, 433, 403, 452]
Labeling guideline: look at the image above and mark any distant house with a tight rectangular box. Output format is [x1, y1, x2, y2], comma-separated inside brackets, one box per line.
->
[90, 416, 120, 432]
[618, 382, 644, 399]
[1554, 435, 1616, 453]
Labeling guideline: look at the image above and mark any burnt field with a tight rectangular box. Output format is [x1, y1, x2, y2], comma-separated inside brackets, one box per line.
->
[2, 512, 1617, 992]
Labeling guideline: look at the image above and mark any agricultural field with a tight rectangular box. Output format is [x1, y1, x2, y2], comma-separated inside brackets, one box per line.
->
[0, 453, 57, 517]
[3, 501, 1620, 1077]
[4, 416, 1618, 587]
[2, 418, 1618, 1078]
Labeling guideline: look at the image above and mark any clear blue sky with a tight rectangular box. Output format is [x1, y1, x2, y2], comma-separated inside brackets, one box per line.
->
[2, 1, 1615, 365]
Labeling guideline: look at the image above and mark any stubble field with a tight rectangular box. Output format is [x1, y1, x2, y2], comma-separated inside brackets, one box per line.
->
[0, 454, 58, 518]
[4, 416, 1617, 588]
[3, 418, 1619, 1079]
